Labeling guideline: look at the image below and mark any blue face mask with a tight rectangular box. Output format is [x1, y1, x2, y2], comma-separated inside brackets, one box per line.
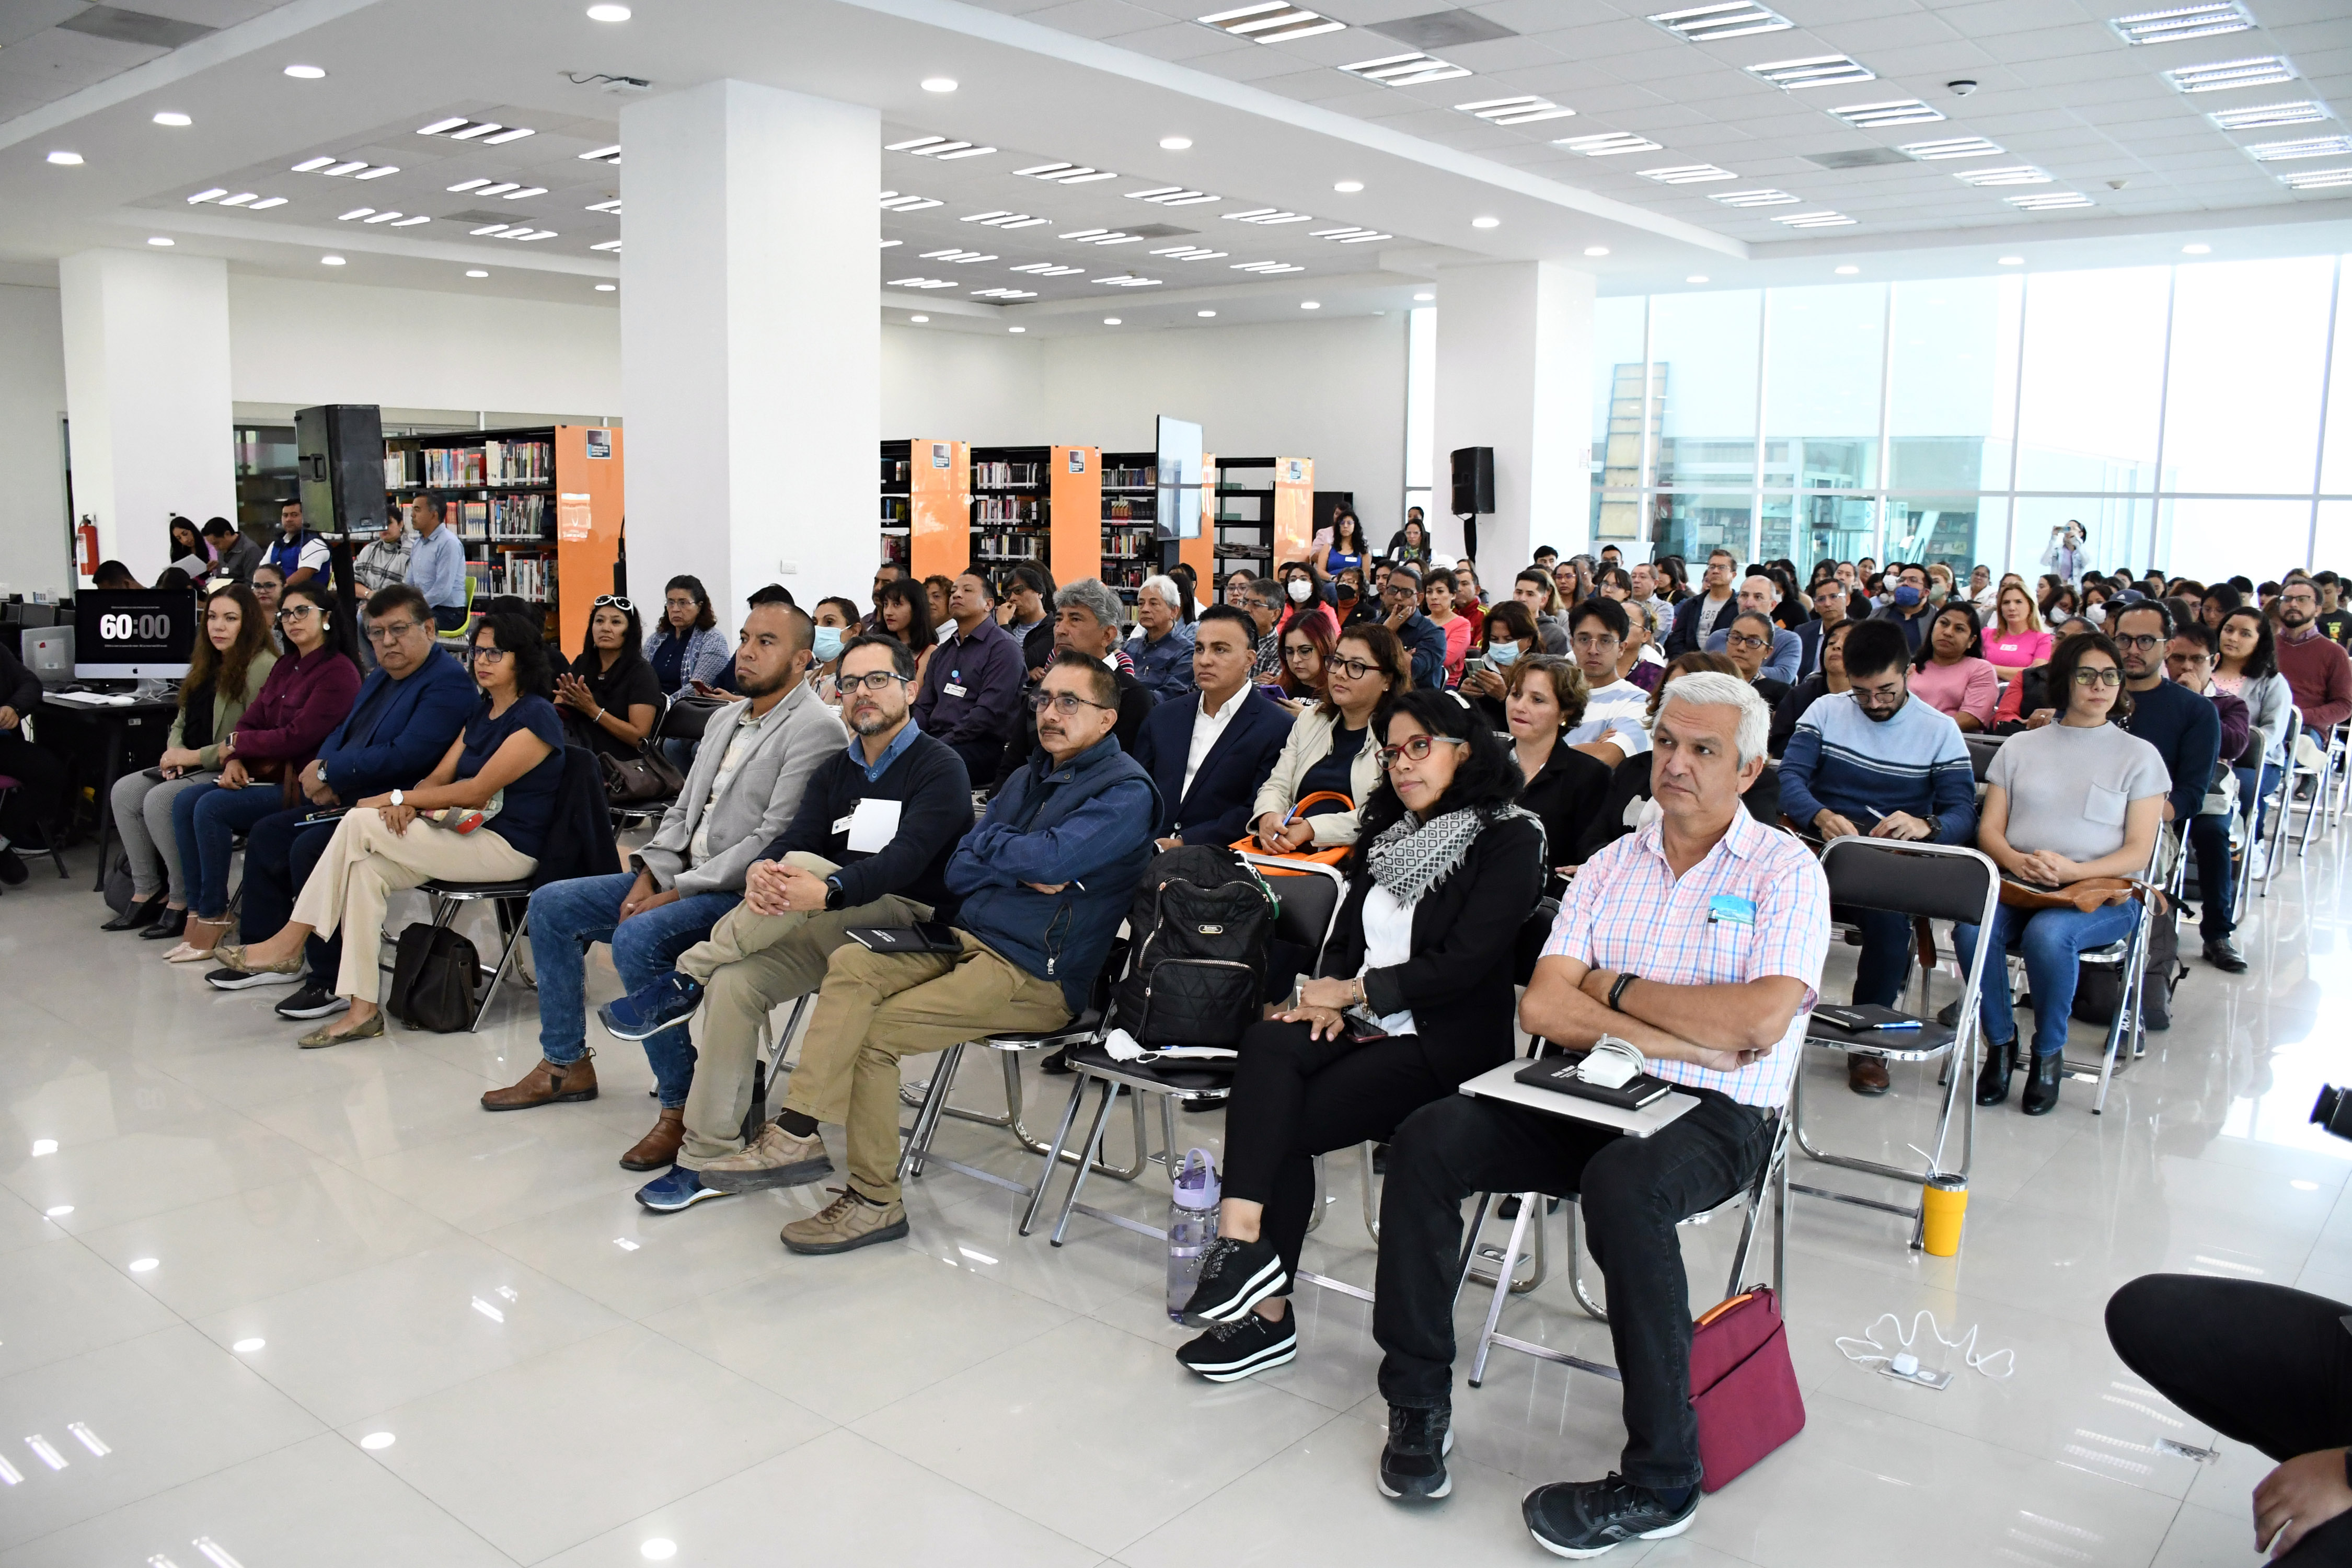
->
[812, 626, 845, 662]
[1892, 584, 1922, 608]
[1489, 641, 1521, 667]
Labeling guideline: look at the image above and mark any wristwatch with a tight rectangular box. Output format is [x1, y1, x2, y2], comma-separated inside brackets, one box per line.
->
[1607, 971, 1639, 1012]
[389, 789, 405, 807]
[823, 876, 845, 912]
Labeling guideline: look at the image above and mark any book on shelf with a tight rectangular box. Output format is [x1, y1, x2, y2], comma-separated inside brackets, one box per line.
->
[975, 496, 1045, 524]
[1103, 465, 1157, 488]
[881, 497, 910, 525]
[974, 460, 1041, 489]
[976, 533, 1049, 562]
[1102, 526, 1156, 560]
[1103, 496, 1156, 521]
[410, 440, 553, 490]
[880, 457, 911, 488]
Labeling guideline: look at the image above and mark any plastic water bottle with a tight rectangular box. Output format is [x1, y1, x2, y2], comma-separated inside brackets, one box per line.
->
[1167, 1148, 1222, 1323]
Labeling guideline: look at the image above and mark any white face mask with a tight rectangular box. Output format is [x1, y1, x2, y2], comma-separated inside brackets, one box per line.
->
[1287, 579, 1312, 603]
[1489, 641, 1521, 667]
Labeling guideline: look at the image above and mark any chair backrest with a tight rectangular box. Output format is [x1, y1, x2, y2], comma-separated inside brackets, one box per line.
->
[1818, 836, 1999, 930]
[1964, 735, 2004, 783]
[1241, 853, 1347, 975]
[532, 744, 626, 889]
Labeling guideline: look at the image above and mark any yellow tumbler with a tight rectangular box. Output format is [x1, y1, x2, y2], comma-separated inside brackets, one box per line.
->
[1920, 1174, 1968, 1256]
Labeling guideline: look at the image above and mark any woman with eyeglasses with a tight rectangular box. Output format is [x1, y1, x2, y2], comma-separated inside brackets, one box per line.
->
[644, 575, 730, 697]
[1955, 630, 2168, 1115]
[1717, 610, 1793, 709]
[1251, 625, 1410, 853]
[249, 562, 286, 646]
[214, 613, 567, 1046]
[1991, 615, 2098, 732]
[1910, 602, 1999, 733]
[557, 595, 662, 760]
[1273, 610, 1336, 719]
[1171, 688, 1544, 1382]
[105, 584, 275, 939]
[162, 579, 360, 962]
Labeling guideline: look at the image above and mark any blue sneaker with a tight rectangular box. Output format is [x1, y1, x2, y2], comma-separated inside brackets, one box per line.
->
[599, 973, 706, 1041]
[635, 1165, 730, 1212]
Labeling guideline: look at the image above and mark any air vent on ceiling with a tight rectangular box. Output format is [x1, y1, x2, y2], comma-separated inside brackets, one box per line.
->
[1368, 9, 1518, 47]
[1802, 146, 1912, 169]
[56, 7, 215, 48]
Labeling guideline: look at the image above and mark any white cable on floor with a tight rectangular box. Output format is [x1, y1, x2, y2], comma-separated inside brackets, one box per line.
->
[1837, 1310, 2015, 1379]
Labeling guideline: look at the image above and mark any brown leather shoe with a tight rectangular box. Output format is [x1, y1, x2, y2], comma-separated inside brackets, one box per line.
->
[1847, 1053, 1890, 1096]
[481, 1051, 599, 1112]
[619, 1106, 684, 1171]
[780, 1187, 909, 1255]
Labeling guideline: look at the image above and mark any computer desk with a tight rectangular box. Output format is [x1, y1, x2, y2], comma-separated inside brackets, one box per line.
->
[38, 693, 178, 890]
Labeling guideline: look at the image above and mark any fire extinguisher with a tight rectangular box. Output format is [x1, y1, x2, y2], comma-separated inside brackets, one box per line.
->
[76, 514, 100, 577]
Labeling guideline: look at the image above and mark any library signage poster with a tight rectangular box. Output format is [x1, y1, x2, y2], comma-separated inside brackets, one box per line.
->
[931, 443, 951, 469]
[559, 493, 593, 543]
[1069, 450, 1086, 474]
[586, 430, 613, 460]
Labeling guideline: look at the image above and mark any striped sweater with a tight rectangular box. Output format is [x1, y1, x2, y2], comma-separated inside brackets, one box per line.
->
[1778, 690, 1978, 844]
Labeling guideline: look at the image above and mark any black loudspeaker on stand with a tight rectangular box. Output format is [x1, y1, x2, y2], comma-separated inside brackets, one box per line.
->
[297, 403, 385, 641]
[1450, 446, 1494, 562]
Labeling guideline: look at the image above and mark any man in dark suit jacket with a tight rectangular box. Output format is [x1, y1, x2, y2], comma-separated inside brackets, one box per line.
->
[1132, 605, 1292, 848]
[1664, 547, 1740, 657]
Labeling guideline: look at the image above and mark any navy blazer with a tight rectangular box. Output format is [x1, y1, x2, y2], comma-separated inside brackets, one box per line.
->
[1131, 686, 1292, 845]
[312, 645, 477, 801]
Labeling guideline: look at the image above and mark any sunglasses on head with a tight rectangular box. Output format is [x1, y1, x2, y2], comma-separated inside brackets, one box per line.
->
[593, 595, 636, 613]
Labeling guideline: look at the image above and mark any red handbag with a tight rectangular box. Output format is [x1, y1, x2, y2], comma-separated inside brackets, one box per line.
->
[1690, 1287, 1804, 1493]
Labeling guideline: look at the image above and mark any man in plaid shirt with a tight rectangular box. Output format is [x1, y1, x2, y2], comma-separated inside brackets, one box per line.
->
[1368, 670, 1829, 1555]
[351, 509, 413, 596]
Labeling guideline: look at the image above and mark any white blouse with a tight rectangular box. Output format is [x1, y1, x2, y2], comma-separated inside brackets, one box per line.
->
[1354, 884, 1420, 1036]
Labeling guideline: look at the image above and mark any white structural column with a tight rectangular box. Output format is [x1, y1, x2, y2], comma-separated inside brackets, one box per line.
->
[620, 80, 880, 619]
[59, 248, 236, 582]
[1429, 261, 1594, 570]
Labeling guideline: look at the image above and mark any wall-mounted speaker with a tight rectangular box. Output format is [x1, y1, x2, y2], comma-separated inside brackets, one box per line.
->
[1450, 446, 1494, 515]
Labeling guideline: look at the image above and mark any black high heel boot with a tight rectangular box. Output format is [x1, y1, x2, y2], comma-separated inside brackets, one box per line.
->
[141, 907, 190, 941]
[2021, 1051, 2061, 1115]
[102, 894, 169, 931]
[1975, 1037, 2017, 1106]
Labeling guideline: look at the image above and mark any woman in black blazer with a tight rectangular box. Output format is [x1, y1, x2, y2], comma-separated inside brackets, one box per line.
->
[1170, 689, 1544, 1383]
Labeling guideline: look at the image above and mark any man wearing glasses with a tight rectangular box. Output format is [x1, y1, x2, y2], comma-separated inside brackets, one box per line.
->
[2276, 578, 2352, 736]
[594, 633, 981, 1210]
[1378, 562, 1449, 692]
[1703, 575, 1800, 683]
[205, 584, 475, 1020]
[2112, 602, 2223, 1012]
[1241, 575, 1284, 681]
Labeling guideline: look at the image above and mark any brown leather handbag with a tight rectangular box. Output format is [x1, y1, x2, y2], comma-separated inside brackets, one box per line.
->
[1998, 876, 2138, 913]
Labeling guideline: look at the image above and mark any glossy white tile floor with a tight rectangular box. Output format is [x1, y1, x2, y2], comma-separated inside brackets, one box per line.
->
[5, 833, 2348, 1566]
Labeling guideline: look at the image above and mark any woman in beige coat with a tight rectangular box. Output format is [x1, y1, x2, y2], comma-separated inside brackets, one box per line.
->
[1249, 622, 1411, 852]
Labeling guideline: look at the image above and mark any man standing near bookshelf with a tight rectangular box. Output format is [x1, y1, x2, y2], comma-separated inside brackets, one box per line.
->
[405, 494, 469, 633]
[913, 570, 1025, 785]
[266, 499, 330, 591]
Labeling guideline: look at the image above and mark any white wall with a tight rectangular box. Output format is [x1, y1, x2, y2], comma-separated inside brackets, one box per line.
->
[226, 275, 621, 419]
[0, 284, 71, 597]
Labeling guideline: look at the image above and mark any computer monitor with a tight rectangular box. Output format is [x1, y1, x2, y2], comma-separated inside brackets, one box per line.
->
[1155, 415, 1203, 542]
[73, 589, 199, 679]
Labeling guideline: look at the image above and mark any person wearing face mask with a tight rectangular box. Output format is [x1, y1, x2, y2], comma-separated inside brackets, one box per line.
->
[808, 596, 858, 698]
[1876, 563, 1936, 654]
[1277, 560, 1340, 640]
[1460, 601, 1538, 728]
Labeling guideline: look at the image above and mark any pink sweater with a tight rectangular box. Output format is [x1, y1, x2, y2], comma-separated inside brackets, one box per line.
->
[1911, 656, 1999, 728]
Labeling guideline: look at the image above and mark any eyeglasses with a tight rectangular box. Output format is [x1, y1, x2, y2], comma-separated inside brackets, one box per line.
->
[469, 645, 510, 664]
[2071, 666, 2124, 688]
[592, 595, 636, 612]
[1283, 644, 1319, 663]
[1029, 689, 1113, 716]
[2112, 633, 2163, 651]
[364, 620, 423, 642]
[1724, 632, 1770, 651]
[276, 605, 319, 622]
[1327, 655, 1380, 681]
[839, 671, 909, 694]
[1377, 735, 1467, 770]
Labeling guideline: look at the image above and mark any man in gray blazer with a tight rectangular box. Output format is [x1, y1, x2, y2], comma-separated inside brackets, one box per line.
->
[481, 597, 848, 1172]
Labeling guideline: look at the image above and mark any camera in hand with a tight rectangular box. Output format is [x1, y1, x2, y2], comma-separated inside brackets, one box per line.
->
[2311, 1085, 2352, 1141]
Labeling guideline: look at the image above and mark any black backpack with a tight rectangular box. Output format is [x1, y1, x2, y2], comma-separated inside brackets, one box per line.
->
[1114, 845, 1278, 1047]
[388, 923, 481, 1033]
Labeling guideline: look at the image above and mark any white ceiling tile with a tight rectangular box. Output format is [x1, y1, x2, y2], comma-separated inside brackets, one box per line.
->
[1853, 40, 1999, 74]
[1111, 22, 1241, 60]
[1806, 10, 1967, 49]
[1018, 0, 1181, 39]
[0, 0, 81, 50]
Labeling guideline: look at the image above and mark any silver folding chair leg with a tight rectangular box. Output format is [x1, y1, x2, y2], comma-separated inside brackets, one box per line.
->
[1359, 1140, 1381, 1242]
[1047, 1079, 1127, 1246]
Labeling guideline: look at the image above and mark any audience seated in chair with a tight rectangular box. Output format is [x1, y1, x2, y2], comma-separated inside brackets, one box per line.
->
[202, 585, 475, 1022]
[1251, 624, 1408, 856]
[1364, 671, 1828, 1548]
[479, 598, 844, 1171]
[597, 635, 978, 1211]
[1908, 603, 1999, 732]
[1769, 618, 1854, 758]
[1173, 690, 1546, 1383]
[2274, 579, 2352, 735]
[556, 594, 662, 762]
[1776, 615, 1978, 1097]
[1576, 654, 1781, 863]
[1564, 597, 1654, 772]
[1716, 610, 1794, 711]
[717, 654, 1154, 1257]
[990, 579, 1156, 791]
[1371, 562, 1449, 693]
[1124, 574, 1198, 705]
[212, 613, 568, 1046]
[916, 570, 1028, 786]
[2110, 603, 2231, 987]
[2216, 606, 2291, 870]
[1132, 604, 1291, 851]
[1702, 574, 1801, 683]
[1789, 575, 1851, 685]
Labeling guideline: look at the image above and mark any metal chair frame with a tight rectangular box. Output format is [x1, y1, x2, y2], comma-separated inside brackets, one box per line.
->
[1790, 838, 2001, 1248]
[416, 879, 534, 1030]
[2046, 827, 2183, 1115]
[2252, 708, 2301, 903]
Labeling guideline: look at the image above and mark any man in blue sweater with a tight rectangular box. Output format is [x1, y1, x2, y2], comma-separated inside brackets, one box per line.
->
[726, 653, 1158, 1255]
[1778, 617, 1978, 1096]
[204, 584, 474, 1021]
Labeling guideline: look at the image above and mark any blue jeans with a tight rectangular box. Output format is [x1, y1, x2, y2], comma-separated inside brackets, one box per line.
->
[1850, 908, 1914, 1009]
[172, 779, 294, 919]
[528, 872, 737, 1106]
[1953, 900, 2141, 1060]
[2237, 762, 2282, 849]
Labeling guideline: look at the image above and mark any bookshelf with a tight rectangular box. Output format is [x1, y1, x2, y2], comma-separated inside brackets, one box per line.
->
[381, 425, 622, 649]
[970, 444, 1051, 573]
[1101, 450, 1156, 606]
[1209, 456, 1313, 580]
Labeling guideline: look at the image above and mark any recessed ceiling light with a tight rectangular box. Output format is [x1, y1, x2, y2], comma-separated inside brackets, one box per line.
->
[1231, 260, 1304, 273]
[1016, 163, 1119, 185]
[1747, 54, 1874, 89]
[502, 186, 550, 200]
[1312, 225, 1392, 243]
[908, 314, 929, 322]
[1834, 264, 1860, 274]
[1334, 179, 1364, 192]
[1583, 245, 1608, 256]
[581, 144, 623, 163]
[1774, 209, 1856, 226]
[1198, 2, 1347, 43]
[1472, 215, 1500, 228]
[2006, 191, 2094, 209]
[587, 198, 621, 213]
[1342, 51, 1470, 86]
[2279, 166, 2352, 188]
[1997, 255, 2025, 264]
[292, 157, 335, 172]
[354, 165, 399, 179]
[1198, 308, 1217, 316]
[2167, 56, 2292, 93]
[1412, 291, 1433, 301]
[322, 161, 367, 177]
[1160, 136, 1193, 149]
[217, 192, 259, 205]
[1641, 164, 1738, 184]
[879, 191, 943, 211]
[153, 111, 191, 126]
[889, 136, 997, 159]
[641, 1543, 677, 1563]
[147, 236, 174, 246]
[1646, 2, 1793, 42]
[1711, 188, 1800, 206]
[2183, 242, 2212, 253]
[232, 1338, 266, 1352]
[360, 1433, 396, 1451]
[1555, 132, 1664, 155]
[466, 269, 489, 276]
[482, 128, 536, 145]
[418, 117, 468, 134]
[2111, 1, 2251, 47]
[1008, 325, 1025, 332]
[1103, 316, 1122, 324]
[338, 206, 375, 221]
[2210, 101, 2328, 130]
[1301, 299, 1320, 308]
[1456, 95, 1576, 126]
[1901, 136, 2005, 159]
[321, 255, 345, 265]
[1955, 165, 2052, 186]
[587, 2, 630, 16]
[283, 64, 326, 78]
[1686, 274, 1708, 282]
[596, 283, 617, 291]
[1223, 207, 1311, 224]
[1128, 186, 1221, 205]
[43, 1205, 71, 1217]
[2249, 135, 2352, 160]
[922, 76, 957, 92]
[1828, 98, 1943, 128]
[30, 1139, 56, 1156]
[46, 151, 82, 166]
[591, 239, 622, 250]
[249, 197, 286, 209]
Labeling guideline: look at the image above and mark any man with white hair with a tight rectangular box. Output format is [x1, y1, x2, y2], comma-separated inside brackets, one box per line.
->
[1366, 671, 1829, 1556]
[1125, 574, 1196, 703]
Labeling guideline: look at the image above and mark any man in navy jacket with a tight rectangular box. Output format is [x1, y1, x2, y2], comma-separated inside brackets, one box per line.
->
[1133, 604, 1290, 848]
[913, 570, 1025, 787]
[206, 584, 475, 1020]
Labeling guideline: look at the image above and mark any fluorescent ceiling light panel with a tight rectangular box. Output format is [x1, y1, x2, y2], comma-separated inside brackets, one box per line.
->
[1640, 163, 1738, 183]
[477, 182, 521, 197]
[1311, 225, 1392, 241]
[1748, 54, 1874, 89]
[1223, 207, 1315, 223]
[217, 191, 258, 205]
[1830, 98, 1943, 127]
[1233, 260, 1305, 272]
[2280, 166, 2352, 188]
[1456, 95, 1576, 125]
[880, 238, 901, 248]
[187, 187, 229, 202]
[581, 145, 623, 163]
[363, 210, 403, 223]
[2210, 101, 2330, 129]
[516, 230, 556, 240]
[970, 287, 1038, 298]
[322, 161, 367, 176]
[447, 177, 491, 191]
[1014, 163, 1119, 183]
[1341, 52, 1471, 86]
[586, 198, 622, 212]
[338, 206, 375, 220]
[1555, 131, 1664, 155]
[2248, 135, 2352, 159]
[919, 248, 998, 261]
[2006, 191, 2094, 208]
[1150, 245, 1229, 259]
[448, 122, 505, 140]
[1955, 164, 2053, 185]
[389, 213, 426, 225]
[502, 186, 549, 199]
[471, 223, 510, 235]
[1772, 209, 1856, 226]
[482, 127, 536, 145]
[2111, 1, 2252, 47]
[1646, 2, 1792, 42]
[1196, 2, 1346, 43]
[291, 156, 335, 172]
[886, 276, 960, 289]
[1009, 262, 1085, 274]
[886, 136, 997, 158]
[879, 191, 943, 210]
[2167, 56, 2293, 91]
[248, 197, 286, 209]
[1092, 274, 1164, 286]
[354, 165, 398, 179]
[591, 238, 622, 250]
[1902, 135, 2005, 159]
[1128, 186, 1222, 205]
[418, 117, 468, 135]
[964, 211, 1052, 227]
[1710, 187, 1800, 205]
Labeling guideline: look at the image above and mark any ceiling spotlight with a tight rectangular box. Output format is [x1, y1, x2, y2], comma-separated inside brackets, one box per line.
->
[147, 236, 175, 246]
[1997, 255, 2024, 264]
[910, 314, 929, 322]
[596, 282, 617, 291]
[1413, 292, 1433, 301]
[1301, 299, 1320, 308]
[153, 111, 191, 126]
[1471, 215, 1500, 228]
[1583, 245, 1608, 256]
[1008, 325, 1025, 332]
[321, 255, 345, 265]
[1686, 274, 1708, 282]
[1835, 264, 1859, 274]
[283, 64, 326, 78]
[1198, 309, 1217, 316]
[923, 77, 957, 92]
[1104, 316, 1122, 324]
[1334, 179, 1364, 192]
[46, 151, 83, 166]
[466, 269, 488, 277]
[2183, 242, 2212, 253]
[1160, 136, 1192, 149]
[587, 2, 630, 15]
